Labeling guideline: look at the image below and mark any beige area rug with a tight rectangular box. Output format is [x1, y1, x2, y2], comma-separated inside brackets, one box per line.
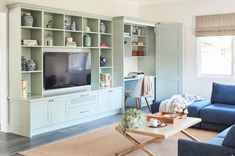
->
[20, 124, 218, 156]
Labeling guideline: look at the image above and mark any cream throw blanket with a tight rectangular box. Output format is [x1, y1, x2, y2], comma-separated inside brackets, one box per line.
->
[159, 94, 204, 112]
[143, 76, 155, 97]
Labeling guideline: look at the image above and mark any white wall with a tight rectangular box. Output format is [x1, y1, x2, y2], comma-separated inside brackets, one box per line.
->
[0, 13, 7, 132]
[1, 0, 138, 16]
[139, 0, 235, 98]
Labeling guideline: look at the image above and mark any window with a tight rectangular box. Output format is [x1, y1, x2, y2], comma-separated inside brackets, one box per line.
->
[198, 36, 233, 76]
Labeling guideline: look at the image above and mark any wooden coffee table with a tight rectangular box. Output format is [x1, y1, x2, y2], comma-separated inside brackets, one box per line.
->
[116, 117, 201, 156]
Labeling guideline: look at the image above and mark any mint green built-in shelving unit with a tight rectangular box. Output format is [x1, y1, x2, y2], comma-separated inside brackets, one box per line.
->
[8, 3, 114, 100]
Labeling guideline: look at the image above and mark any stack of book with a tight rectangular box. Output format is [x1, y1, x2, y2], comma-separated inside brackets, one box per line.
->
[66, 42, 77, 47]
[22, 80, 28, 99]
[100, 73, 111, 87]
[22, 40, 38, 46]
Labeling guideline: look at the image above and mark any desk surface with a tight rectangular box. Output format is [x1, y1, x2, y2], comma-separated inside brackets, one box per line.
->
[124, 76, 156, 82]
[123, 77, 140, 82]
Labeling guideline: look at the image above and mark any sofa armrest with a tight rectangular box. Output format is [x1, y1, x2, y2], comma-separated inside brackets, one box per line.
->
[178, 139, 235, 156]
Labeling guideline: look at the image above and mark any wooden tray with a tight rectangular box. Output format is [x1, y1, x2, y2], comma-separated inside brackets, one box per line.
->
[147, 112, 187, 124]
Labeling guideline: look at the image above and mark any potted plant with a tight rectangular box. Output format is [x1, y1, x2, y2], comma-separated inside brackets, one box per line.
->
[117, 108, 146, 134]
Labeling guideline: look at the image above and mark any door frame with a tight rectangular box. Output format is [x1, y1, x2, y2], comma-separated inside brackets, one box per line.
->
[0, 13, 8, 132]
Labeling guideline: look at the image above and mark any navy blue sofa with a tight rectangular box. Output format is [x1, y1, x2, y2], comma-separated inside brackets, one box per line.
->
[178, 125, 235, 156]
[151, 83, 235, 132]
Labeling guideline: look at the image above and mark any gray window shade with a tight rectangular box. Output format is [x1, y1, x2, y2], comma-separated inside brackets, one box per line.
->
[196, 13, 235, 37]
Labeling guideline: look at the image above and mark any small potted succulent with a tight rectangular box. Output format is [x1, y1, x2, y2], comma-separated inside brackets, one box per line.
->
[117, 108, 146, 134]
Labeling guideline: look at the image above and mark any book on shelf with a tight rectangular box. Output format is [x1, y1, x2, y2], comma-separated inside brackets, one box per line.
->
[66, 42, 77, 47]
[22, 80, 28, 99]
[100, 73, 111, 87]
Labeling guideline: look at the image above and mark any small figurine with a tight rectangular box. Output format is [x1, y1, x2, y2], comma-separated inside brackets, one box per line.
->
[83, 25, 91, 32]
[47, 20, 53, 28]
[70, 21, 76, 31]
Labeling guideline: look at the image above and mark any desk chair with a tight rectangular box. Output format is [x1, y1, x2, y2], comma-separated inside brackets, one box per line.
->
[125, 76, 152, 113]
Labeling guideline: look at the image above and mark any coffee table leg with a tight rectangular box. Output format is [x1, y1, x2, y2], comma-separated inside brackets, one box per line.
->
[181, 130, 200, 142]
[116, 131, 157, 156]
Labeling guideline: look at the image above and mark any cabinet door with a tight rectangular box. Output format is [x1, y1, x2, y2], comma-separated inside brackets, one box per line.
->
[155, 23, 183, 100]
[110, 87, 123, 110]
[31, 100, 50, 130]
[98, 90, 110, 113]
[51, 98, 67, 125]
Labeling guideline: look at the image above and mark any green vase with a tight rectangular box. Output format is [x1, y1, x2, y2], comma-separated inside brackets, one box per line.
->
[84, 34, 91, 47]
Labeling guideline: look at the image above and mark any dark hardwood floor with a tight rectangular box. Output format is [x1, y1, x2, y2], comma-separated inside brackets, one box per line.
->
[0, 107, 149, 156]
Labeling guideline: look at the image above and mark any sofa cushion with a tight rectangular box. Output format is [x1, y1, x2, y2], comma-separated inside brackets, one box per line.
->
[208, 137, 224, 145]
[200, 104, 235, 125]
[211, 83, 235, 105]
[187, 100, 211, 118]
[201, 122, 229, 132]
[222, 125, 235, 148]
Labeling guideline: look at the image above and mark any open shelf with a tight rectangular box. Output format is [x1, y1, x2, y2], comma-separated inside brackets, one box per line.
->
[44, 12, 64, 29]
[44, 30, 64, 46]
[65, 30, 82, 33]
[100, 33, 112, 36]
[84, 32, 99, 34]
[132, 46, 147, 56]
[21, 9, 42, 27]
[22, 70, 42, 74]
[100, 68, 112, 88]
[83, 17, 98, 33]
[83, 33, 98, 47]
[21, 72, 42, 97]
[21, 45, 42, 48]
[21, 26, 42, 30]
[124, 24, 131, 37]
[100, 49, 112, 67]
[65, 32, 82, 47]
[100, 66, 112, 69]
[100, 35, 112, 48]
[132, 45, 148, 47]
[132, 25, 147, 36]
[65, 15, 82, 31]
[100, 20, 112, 34]
[44, 28, 64, 31]
[21, 29, 42, 46]
[21, 47, 42, 71]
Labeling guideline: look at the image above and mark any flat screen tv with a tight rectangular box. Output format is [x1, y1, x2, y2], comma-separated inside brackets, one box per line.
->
[44, 52, 91, 90]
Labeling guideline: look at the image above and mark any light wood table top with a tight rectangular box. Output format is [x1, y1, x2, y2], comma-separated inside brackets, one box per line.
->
[127, 117, 202, 139]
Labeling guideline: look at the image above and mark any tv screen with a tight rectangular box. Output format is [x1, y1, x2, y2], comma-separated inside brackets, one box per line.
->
[44, 52, 91, 90]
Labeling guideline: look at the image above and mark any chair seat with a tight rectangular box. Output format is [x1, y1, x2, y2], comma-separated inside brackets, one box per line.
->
[201, 104, 235, 125]
[125, 90, 136, 98]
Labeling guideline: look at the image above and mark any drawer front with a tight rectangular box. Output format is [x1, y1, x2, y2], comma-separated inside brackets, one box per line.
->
[68, 104, 96, 120]
[68, 92, 97, 108]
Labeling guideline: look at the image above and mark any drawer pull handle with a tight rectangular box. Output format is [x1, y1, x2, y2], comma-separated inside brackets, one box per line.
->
[109, 90, 113, 92]
[80, 110, 89, 113]
[80, 94, 89, 97]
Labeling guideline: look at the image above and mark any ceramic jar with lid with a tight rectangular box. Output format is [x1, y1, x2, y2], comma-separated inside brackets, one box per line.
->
[84, 34, 91, 47]
[22, 13, 34, 27]
[27, 60, 37, 71]
[21, 56, 27, 71]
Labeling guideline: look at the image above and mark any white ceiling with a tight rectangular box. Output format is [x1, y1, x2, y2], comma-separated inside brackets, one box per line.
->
[115, 0, 186, 5]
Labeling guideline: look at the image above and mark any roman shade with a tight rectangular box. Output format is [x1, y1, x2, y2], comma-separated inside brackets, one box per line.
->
[196, 13, 235, 37]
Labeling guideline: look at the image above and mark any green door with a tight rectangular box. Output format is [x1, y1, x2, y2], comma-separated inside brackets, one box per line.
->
[155, 23, 183, 100]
